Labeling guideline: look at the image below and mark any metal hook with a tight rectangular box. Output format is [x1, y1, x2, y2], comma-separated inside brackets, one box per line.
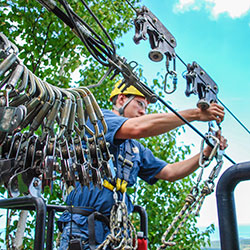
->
[164, 70, 177, 94]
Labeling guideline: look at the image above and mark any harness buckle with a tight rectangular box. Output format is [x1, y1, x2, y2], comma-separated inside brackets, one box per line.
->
[118, 155, 133, 168]
[103, 179, 115, 191]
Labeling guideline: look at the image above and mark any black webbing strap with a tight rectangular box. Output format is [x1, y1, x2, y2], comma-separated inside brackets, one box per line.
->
[117, 139, 133, 181]
[58, 206, 94, 232]
[67, 206, 94, 216]
[88, 212, 110, 250]
[123, 139, 133, 182]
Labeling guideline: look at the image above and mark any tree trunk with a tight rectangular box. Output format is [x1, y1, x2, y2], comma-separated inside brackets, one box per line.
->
[13, 210, 28, 249]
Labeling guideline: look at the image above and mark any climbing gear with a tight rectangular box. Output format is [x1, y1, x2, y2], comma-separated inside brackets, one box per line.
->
[116, 140, 133, 193]
[133, 5, 177, 95]
[164, 70, 177, 95]
[103, 140, 133, 194]
[96, 189, 137, 250]
[158, 126, 224, 249]
[98, 140, 136, 249]
[134, 6, 176, 64]
[0, 33, 113, 197]
[184, 61, 219, 110]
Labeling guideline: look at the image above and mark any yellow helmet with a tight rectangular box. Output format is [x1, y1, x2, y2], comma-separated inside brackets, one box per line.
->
[110, 80, 145, 101]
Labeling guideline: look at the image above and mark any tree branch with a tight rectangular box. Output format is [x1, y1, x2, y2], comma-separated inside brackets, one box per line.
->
[33, 21, 53, 74]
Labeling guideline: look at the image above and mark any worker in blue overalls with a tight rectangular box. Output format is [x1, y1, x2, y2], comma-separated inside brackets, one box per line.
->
[58, 80, 227, 250]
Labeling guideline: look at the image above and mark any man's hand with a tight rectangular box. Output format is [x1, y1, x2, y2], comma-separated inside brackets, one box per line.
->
[198, 103, 225, 124]
[203, 130, 228, 158]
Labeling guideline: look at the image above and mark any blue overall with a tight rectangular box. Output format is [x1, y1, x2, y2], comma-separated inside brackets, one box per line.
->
[58, 109, 167, 249]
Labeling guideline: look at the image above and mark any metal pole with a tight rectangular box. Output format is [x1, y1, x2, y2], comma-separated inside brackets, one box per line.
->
[0, 196, 46, 250]
[133, 205, 148, 238]
[46, 208, 55, 250]
[216, 161, 250, 250]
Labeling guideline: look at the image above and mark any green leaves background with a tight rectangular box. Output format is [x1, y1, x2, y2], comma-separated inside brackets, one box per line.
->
[0, 0, 213, 248]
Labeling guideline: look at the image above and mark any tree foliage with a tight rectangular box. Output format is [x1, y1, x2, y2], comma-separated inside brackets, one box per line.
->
[0, 0, 213, 249]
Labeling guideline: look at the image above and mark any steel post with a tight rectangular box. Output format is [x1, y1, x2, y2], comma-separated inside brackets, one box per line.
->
[216, 161, 250, 250]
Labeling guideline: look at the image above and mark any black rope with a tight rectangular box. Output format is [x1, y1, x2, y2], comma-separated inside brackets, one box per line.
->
[79, 0, 116, 55]
[58, 0, 115, 66]
[217, 98, 250, 135]
[59, 0, 107, 65]
[125, 0, 138, 13]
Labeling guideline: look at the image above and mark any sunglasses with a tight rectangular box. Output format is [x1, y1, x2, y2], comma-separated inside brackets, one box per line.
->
[135, 99, 147, 111]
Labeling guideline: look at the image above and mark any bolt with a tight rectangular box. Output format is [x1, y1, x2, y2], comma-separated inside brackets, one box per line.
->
[170, 37, 175, 43]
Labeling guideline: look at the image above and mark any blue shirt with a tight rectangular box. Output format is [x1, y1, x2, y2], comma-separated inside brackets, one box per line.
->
[58, 109, 167, 244]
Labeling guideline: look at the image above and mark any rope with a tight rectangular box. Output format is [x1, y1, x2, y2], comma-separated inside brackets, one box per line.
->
[158, 145, 224, 249]
[124, 0, 138, 13]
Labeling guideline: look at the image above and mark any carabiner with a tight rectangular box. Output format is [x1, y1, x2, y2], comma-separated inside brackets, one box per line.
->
[164, 70, 177, 94]
[199, 133, 220, 168]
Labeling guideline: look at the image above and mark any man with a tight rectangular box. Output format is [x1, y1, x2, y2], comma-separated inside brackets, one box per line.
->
[58, 80, 227, 249]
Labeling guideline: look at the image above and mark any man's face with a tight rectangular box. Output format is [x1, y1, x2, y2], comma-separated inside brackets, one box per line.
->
[123, 96, 148, 118]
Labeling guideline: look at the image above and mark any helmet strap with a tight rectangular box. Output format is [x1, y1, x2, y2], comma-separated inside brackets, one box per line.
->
[113, 95, 135, 116]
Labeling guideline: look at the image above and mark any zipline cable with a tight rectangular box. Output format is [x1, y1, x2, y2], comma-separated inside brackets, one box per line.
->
[126, 0, 250, 138]
[217, 98, 250, 135]
[125, 0, 138, 13]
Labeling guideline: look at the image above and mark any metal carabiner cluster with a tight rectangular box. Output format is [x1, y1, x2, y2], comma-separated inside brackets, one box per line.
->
[95, 188, 137, 250]
[0, 33, 114, 197]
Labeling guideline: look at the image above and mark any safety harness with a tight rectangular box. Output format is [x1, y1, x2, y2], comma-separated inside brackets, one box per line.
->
[103, 139, 133, 194]
[97, 140, 141, 250]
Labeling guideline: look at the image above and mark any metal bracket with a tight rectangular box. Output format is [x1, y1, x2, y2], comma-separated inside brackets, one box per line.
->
[185, 61, 219, 110]
[133, 6, 176, 63]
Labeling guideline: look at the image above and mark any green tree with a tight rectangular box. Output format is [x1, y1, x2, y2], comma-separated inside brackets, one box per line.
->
[0, 0, 213, 249]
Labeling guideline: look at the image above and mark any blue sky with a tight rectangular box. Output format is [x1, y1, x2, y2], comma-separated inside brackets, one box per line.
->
[117, 0, 250, 228]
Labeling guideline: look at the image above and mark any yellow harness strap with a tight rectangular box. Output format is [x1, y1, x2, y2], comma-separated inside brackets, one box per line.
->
[103, 179, 128, 194]
[103, 179, 115, 191]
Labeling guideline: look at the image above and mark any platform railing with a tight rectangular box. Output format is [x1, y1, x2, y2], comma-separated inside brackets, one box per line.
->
[216, 161, 250, 250]
[0, 197, 148, 250]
